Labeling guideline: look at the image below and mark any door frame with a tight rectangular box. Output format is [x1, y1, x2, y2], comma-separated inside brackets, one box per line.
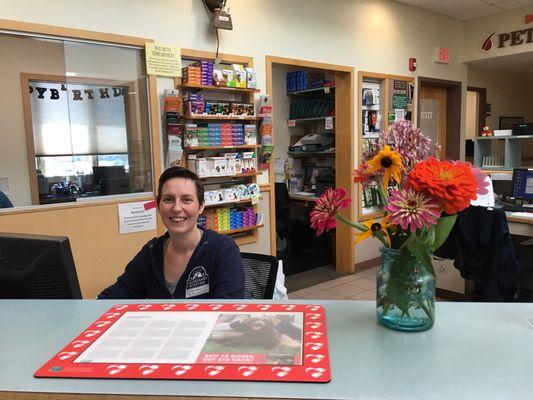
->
[417, 77, 462, 160]
[467, 86, 487, 136]
[265, 56, 355, 273]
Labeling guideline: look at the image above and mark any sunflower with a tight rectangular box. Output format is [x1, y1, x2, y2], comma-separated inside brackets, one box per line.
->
[354, 218, 393, 247]
[365, 145, 402, 187]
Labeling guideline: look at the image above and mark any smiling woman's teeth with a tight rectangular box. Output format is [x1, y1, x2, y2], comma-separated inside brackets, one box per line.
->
[171, 217, 186, 222]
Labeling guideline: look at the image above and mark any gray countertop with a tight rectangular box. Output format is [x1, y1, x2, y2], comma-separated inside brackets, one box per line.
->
[1, 300, 532, 399]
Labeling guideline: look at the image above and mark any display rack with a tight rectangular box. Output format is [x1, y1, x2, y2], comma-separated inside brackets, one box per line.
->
[170, 50, 263, 245]
[357, 71, 415, 221]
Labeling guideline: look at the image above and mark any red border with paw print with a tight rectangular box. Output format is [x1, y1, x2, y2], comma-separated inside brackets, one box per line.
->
[34, 303, 330, 383]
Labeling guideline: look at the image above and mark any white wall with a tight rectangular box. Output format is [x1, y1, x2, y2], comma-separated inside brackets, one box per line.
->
[0, 35, 66, 206]
[1, 0, 468, 264]
[462, 5, 533, 62]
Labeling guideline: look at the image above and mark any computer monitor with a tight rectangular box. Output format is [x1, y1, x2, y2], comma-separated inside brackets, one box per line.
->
[0, 233, 82, 299]
[92, 165, 126, 185]
[510, 168, 533, 201]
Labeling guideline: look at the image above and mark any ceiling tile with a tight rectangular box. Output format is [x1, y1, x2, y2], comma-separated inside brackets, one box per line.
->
[494, 0, 533, 10]
[449, 5, 503, 20]
[422, 0, 488, 15]
[394, 0, 437, 5]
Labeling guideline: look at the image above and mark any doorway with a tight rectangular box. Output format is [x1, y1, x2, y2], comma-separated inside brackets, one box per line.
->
[418, 77, 462, 160]
[466, 86, 486, 163]
[265, 56, 354, 275]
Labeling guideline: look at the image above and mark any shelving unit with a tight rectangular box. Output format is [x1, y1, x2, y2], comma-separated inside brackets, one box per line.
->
[357, 71, 415, 221]
[171, 50, 263, 245]
[185, 145, 260, 150]
[285, 72, 336, 197]
[287, 151, 335, 158]
[474, 135, 533, 171]
[182, 115, 259, 121]
[287, 85, 335, 96]
[178, 83, 260, 93]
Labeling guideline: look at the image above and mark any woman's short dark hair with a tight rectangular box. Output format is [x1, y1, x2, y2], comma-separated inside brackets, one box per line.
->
[157, 167, 204, 206]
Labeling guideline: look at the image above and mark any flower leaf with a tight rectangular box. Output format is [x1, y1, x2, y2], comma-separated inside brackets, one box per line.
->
[432, 214, 457, 252]
[426, 225, 436, 247]
[406, 236, 435, 276]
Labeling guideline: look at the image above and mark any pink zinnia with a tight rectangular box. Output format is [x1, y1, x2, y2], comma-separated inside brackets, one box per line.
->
[310, 188, 351, 236]
[385, 187, 441, 233]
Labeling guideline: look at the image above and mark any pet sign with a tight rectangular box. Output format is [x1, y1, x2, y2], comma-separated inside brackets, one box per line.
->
[34, 303, 331, 383]
[145, 42, 182, 77]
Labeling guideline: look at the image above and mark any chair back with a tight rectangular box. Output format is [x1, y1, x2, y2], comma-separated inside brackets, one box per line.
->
[240, 252, 278, 299]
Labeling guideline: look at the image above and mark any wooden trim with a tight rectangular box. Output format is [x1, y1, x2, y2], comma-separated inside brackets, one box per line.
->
[265, 56, 277, 257]
[0, 195, 155, 216]
[357, 71, 415, 222]
[354, 256, 380, 271]
[418, 77, 462, 160]
[147, 75, 164, 235]
[467, 86, 487, 136]
[266, 56, 354, 271]
[265, 55, 353, 73]
[259, 184, 271, 192]
[0, 392, 274, 400]
[335, 68, 355, 273]
[181, 48, 253, 66]
[19, 73, 39, 205]
[0, 19, 151, 46]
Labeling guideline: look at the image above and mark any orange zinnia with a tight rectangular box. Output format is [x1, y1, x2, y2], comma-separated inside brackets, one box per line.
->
[408, 157, 477, 215]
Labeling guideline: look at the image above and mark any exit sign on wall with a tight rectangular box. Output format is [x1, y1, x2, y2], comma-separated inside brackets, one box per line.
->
[435, 46, 450, 63]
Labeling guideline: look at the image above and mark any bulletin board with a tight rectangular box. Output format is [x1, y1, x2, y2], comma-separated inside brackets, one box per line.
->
[35, 303, 330, 383]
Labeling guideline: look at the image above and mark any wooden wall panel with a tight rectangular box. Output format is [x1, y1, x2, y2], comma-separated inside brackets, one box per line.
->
[0, 201, 155, 299]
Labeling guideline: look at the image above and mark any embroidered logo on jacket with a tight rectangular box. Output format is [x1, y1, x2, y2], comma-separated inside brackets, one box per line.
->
[185, 266, 209, 298]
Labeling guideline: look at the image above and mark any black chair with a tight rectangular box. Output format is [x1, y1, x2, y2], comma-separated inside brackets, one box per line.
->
[274, 182, 292, 256]
[241, 252, 279, 299]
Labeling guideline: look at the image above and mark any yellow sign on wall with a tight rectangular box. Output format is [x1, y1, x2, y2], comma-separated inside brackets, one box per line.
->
[145, 43, 182, 77]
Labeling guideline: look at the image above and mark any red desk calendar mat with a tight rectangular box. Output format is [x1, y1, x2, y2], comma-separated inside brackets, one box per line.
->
[35, 303, 330, 383]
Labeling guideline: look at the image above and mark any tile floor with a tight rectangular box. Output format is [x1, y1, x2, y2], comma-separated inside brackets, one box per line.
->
[288, 266, 380, 301]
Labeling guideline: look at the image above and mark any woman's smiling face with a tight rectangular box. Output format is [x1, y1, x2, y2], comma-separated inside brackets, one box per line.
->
[158, 177, 204, 235]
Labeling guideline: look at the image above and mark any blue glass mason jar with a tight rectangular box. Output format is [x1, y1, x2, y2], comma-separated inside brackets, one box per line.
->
[376, 247, 435, 331]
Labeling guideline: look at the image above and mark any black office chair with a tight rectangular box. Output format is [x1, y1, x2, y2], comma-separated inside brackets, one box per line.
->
[241, 252, 279, 299]
[274, 182, 292, 257]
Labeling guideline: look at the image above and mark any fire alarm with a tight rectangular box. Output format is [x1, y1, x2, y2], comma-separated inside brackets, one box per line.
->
[409, 58, 417, 72]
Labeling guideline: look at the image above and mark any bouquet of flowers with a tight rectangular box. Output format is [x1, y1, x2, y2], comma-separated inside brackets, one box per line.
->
[310, 121, 489, 329]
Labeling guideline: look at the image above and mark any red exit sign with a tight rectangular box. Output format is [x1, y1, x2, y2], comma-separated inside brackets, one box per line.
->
[435, 46, 450, 63]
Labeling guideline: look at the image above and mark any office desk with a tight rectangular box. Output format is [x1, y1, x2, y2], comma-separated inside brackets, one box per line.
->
[288, 194, 318, 204]
[1, 300, 533, 400]
[506, 212, 533, 236]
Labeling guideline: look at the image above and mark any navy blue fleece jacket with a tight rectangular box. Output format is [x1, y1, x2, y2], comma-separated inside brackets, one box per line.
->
[98, 228, 244, 299]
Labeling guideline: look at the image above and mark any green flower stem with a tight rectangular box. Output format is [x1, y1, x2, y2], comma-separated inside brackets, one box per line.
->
[336, 214, 368, 232]
[419, 300, 433, 320]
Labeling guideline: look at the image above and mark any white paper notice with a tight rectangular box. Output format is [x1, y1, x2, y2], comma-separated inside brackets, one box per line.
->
[394, 109, 405, 121]
[470, 176, 495, 207]
[118, 202, 157, 234]
[325, 116, 333, 130]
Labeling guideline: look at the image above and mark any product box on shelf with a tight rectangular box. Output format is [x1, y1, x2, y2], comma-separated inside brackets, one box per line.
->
[244, 124, 257, 145]
[246, 67, 257, 89]
[223, 69, 235, 87]
[213, 69, 226, 87]
[167, 135, 183, 167]
[233, 64, 247, 88]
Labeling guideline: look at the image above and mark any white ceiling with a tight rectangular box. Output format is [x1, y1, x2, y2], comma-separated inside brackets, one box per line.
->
[394, 0, 533, 21]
